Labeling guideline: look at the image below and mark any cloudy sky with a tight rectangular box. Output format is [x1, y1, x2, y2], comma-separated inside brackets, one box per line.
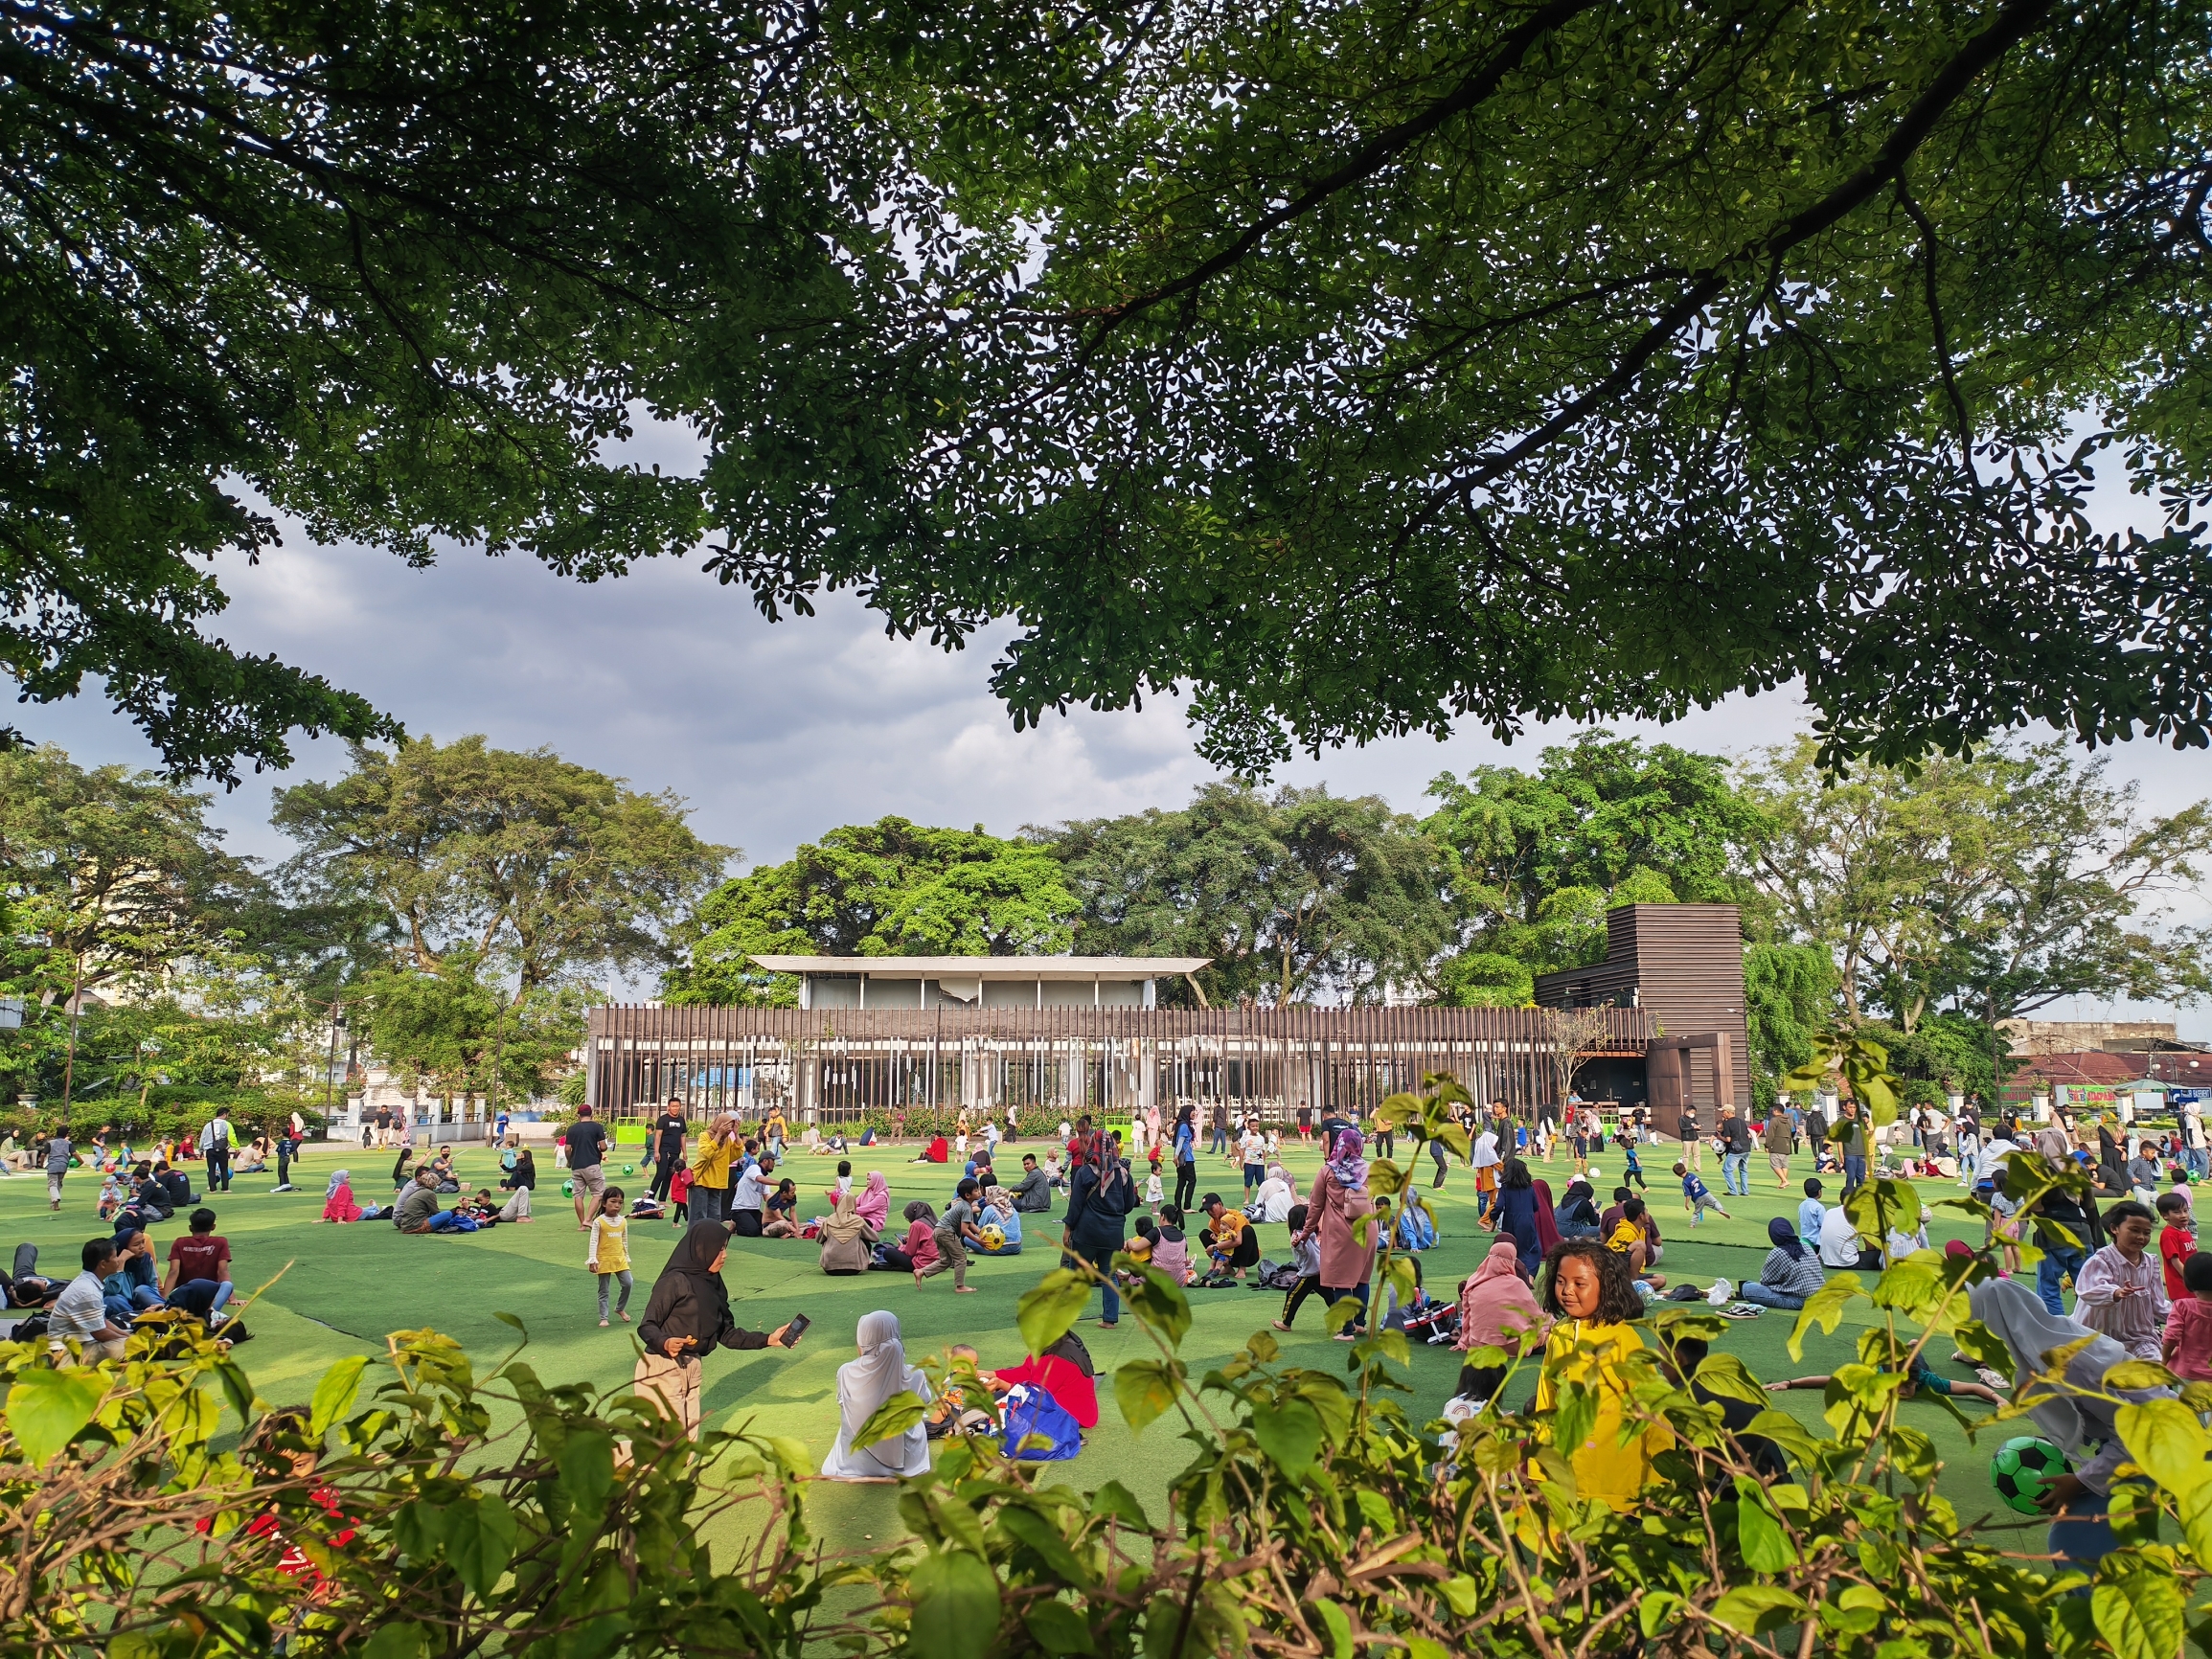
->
[27, 469, 2212, 1032]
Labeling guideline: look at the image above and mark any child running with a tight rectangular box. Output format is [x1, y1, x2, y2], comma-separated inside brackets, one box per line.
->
[585, 1187, 633, 1326]
[1674, 1161, 1731, 1224]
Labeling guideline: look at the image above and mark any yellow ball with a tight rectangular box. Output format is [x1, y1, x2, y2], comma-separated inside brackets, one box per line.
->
[977, 1223, 1007, 1253]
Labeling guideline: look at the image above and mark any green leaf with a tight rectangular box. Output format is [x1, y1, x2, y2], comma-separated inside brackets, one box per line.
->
[1114, 1358, 1184, 1434]
[1550, 1379, 1597, 1457]
[1733, 1477, 1796, 1573]
[1000, 1506, 1094, 1587]
[309, 1355, 368, 1439]
[908, 1549, 1001, 1659]
[853, 1389, 927, 1452]
[1787, 1276, 1862, 1362]
[2181, 1481, 2212, 1571]
[1089, 1480, 1150, 1530]
[1636, 1591, 1684, 1638]
[1118, 1264, 1193, 1351]
[5, 1370, 106, 1466]
[2116, 1399, 2212, 1497]
[359, 1623, 430, 1659]
[213, 1360, 257, 1432]
[2107, 1360, 2180, 1391]
[1023, 1600, 1097, 1656]
[1250, 1398, 1323, 1483]
[559, 1425, 616, 1517]
[1709, 1585, 1807, 1636]
[445, 1492, 519, 1599]
[1311, 1598, 1354, 1659]
[1374, 1092, 1424, 1129]
[2092, 1557, 2186, 1659]
[1692, 1353, 1767, 1407]
[1016, 1270, 1094, 1358]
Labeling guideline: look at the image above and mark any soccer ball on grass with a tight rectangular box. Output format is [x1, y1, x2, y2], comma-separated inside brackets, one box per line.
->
[977, 1223, 1007, 1253]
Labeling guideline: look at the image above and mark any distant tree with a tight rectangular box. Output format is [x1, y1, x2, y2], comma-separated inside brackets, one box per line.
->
[1049, 784, 1456, 1006]
[274, 737, 729, 996]
[1744, 943, 1839, 1103]
[0, 747, 258, 1103]
[1738, 737, 2212, 1031]
[1422, 732, 1753, 995]
[357, 952, 592, 1108]
[667, 819, 1079, 1006]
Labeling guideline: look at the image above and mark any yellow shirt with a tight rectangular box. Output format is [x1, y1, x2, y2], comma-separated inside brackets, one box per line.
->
[588, 1214, 630, 1274]
[1606, 1218, 1642, 1256]
[692, 1131, 736, 1188]
[1532, 1319, 1671, 1511]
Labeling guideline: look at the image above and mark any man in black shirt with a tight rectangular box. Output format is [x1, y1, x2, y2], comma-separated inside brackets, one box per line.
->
[563, 1105, 610, 1231]
[1718, 1104, 1754, 1196]
[1677, 1104, 1701, 1172]
[649, 1099, 687, 1204]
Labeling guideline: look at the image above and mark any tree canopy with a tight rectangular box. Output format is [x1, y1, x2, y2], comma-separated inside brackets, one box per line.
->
[10, 0, 2212, 781]
[1048, 784, 1457, 1006]
[667, 818, 1080, 1005]
[272, 736, 729, 996]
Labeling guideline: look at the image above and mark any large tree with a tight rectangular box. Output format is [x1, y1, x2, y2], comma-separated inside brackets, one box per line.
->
[12, 0, 2212, 787]
[1737, 736, 2212, 1030]
[273, 737, 728, 995]
[1422, 731, 1759, 994]
[1049, 784, 1457, 1006]
[667, 819, 1080, 1005]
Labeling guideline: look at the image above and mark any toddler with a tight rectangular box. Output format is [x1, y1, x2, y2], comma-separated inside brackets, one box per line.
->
[585, 1188, 632, 1325]
[2164, 1251, 2212, 1382]
[1674, 1162, 1730, 1224]
[669, 1163, 692, 1222]
[1144, 1167, 1164, 1207]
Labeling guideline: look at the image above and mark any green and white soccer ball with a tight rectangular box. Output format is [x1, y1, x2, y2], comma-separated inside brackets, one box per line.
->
[1990, 1435, 2069, 1516]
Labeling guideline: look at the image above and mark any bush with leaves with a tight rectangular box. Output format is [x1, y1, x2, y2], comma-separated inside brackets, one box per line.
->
[9, 1140, 2212, 1659]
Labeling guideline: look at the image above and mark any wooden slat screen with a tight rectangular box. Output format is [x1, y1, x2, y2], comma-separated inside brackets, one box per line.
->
[584, 1004, 1653, 1125]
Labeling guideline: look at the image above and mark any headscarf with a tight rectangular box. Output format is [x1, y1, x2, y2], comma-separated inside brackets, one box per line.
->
[1767, 1216, 1804, 1261]
[855, 1170, 890, 1229]
[1073, 1128, 1107, 1170]
[985, 1185, 1015, 1216]
[821, 1189, 869, 1243]
[665, 1221, 733, 1284]
[1531, 1178, 1562, 1256]
[2035, 1127, 2070, 1163]
[841, 1311, 924, 1471]
[326, 1169, 349, 1198]
[1455, 1241, 1548, 1355]
[1327, 1129, 1369, 1190]
[1968, 1277, 2132, 1456]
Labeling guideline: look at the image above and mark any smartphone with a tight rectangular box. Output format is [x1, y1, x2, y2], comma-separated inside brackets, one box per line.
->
[782, 1312, 810, 1347]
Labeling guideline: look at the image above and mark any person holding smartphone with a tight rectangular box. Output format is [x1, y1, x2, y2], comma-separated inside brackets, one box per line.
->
[633, 1222, 794, 1439]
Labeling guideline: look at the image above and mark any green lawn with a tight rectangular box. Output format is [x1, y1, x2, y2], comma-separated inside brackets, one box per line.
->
[2, 1136, 2040, 1546]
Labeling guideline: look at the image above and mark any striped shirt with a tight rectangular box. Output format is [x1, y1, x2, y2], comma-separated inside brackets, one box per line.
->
[2076, 1244, 2170, 1362]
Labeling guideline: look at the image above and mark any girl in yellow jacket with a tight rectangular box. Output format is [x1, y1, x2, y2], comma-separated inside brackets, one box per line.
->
[1532, 1239, 1671, 1510]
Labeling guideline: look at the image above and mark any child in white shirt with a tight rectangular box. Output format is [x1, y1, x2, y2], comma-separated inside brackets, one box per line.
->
[1145, 1168, 1164, 1207]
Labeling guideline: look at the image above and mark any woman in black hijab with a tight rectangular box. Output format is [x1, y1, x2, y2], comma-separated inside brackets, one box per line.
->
[634, 1221, 790, 1438]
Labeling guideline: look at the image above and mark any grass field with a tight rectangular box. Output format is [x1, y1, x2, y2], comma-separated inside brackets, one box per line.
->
[2, 1134, 2047, 1548]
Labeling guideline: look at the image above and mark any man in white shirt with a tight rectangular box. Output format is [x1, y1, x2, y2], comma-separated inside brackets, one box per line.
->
[199, 1112, 234, 1193]
[730, 1153, 775, 1239]
[50, 1238, 130, 1363]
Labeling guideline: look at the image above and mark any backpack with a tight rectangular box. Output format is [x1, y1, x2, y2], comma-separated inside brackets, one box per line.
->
[1255, 1258, 1302, 1291]
[998, 1385, 1083, 1462]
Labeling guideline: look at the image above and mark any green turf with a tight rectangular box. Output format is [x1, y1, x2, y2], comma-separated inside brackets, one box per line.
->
[1, 1137, 2040, 1544]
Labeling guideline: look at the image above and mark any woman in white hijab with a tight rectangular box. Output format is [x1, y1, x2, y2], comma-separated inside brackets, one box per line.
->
[1968, 1277, 2177, 1571]
[820, 1310, 933, 1481]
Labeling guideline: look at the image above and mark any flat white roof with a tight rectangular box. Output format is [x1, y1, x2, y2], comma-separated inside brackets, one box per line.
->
[746, 954, 1210, 979]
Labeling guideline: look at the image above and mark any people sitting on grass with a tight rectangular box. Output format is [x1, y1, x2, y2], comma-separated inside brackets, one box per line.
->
[975, 1188, 1024, 1255]
[1151, 1204, 1191, 1284]
[50, 1237, 132, 1363]
[1007, 1154, 1054, 1214]
[1247, 1165, 1295, 1223]
[1451, 1239, 1547, 1408]
[1602, 1196, 1667, 1296]
[103, 1230, 167, 1324]
[395, 1168, 481, 1234]
[1735, 1216, 1828, 1310]
[163, 1209, 236, 1318]
[1555, 1178, 1603, 1239]
[761, 1177, 801, 1239]
[318, 1170, 363, 1223]
[874, 1201, 937, 1273]
[819, 1190, 879, 1275]
[426, 1148, 461, 1193]
[914, 1134, 950, 1165]
[820, 1310, 933, 1481]
[1197, 1193, 1259, 1284]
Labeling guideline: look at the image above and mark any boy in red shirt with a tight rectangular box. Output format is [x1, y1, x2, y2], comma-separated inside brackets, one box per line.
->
[2156, 1191, 2196, 1302]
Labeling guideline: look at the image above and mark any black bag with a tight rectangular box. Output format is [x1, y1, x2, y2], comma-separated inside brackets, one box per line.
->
[11, 1313, 50, 1342]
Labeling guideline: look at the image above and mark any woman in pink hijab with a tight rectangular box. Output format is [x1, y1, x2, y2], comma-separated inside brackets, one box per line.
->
[1454, 1239, 1549, 1405]
[1529, 1177, 1562, 1261]
[855, 1170, 891, 1231]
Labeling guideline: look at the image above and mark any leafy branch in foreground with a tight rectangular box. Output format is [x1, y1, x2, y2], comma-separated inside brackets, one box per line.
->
[7, 1153, 2209, 1659]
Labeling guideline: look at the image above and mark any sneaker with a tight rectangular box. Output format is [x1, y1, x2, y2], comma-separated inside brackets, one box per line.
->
[269, 1183, 296, 1193]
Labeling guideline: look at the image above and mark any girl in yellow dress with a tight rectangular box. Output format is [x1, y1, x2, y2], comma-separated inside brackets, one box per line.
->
[1533, 1239, 1671, 1510]
[586, 1187, 634, 1326]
